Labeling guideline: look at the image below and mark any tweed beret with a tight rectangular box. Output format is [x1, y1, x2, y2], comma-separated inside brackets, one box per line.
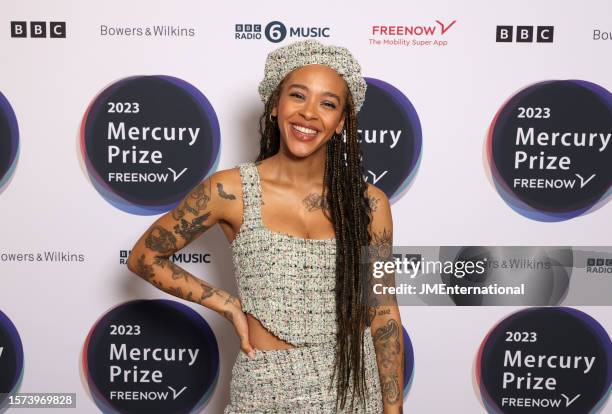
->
[258, 40, 367, 112]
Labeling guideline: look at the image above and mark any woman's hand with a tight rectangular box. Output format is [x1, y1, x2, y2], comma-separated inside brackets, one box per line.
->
[221, 298, 256, 359]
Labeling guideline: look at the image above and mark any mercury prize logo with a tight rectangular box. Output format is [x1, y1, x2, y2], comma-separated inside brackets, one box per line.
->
[357, 78, 422, 203]
[82, 300, 219, 414]
[486, 80, 611, 221]
[80, 75, 220, 215]
[477, 307, 611, 413]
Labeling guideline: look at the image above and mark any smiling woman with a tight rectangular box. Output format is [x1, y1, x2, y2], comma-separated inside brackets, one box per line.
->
[127, 40, 404, 414]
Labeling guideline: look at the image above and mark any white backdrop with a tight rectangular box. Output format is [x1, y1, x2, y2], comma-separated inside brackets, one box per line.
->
[0, 0, 610, 412]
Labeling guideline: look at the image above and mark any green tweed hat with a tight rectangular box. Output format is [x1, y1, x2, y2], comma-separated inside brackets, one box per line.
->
[258, 40, 367, 112]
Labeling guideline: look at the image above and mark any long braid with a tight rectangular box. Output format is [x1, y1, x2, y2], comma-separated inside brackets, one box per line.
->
[257, 87, 373, 411]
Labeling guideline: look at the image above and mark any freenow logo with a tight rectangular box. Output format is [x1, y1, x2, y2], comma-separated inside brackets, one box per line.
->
[10, 21, 66, 38]
[586, 257, 612, 274]
[357, 78, 422, 203]
[369, 20, 457, 47]
[234, 21, 330, 43]
[119, 249, 211, 265]
[0, 92, 19, 196]
[496, 25, 554, 43]
[486, 80, 611, 221]
[80, 75, 220, 215]
[82, 300, 219, 414]
[477, 307, 612, 414]
[0, 310, 24, 407]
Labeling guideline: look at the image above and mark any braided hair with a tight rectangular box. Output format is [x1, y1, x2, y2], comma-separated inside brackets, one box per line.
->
[255, 80, 373, 411]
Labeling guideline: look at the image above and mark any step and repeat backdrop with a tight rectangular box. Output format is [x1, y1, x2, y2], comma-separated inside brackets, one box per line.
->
[0, 0, 610, 413]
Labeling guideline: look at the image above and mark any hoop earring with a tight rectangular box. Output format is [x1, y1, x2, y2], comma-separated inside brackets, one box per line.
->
[269, 114, 277, 123]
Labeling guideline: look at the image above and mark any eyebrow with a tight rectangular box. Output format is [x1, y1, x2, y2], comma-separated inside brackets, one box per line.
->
[287, 83, 342, 103]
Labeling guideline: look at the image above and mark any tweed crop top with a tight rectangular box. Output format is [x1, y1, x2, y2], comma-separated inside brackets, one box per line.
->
[230, 162, 338, 346]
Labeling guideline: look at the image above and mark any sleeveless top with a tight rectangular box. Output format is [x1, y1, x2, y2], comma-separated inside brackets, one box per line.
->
[230, 162, 338, 346]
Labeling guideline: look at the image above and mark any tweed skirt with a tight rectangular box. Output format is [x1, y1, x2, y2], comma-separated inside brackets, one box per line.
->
[224, 327, 383, 413]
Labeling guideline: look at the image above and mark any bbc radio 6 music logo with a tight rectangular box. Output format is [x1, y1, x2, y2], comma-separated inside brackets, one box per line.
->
[0, 92, 19, 196]
[82, 300, 219, 414]
[586, 257, 612, 274]
[119, 249, 211, 265]
[486, 80, 611, 222]
[80, 75, 220, 215]
[234, 21, 330, 43]
[357, 78, 422, 203]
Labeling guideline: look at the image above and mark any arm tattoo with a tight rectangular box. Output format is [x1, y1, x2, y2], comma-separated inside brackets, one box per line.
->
[368, 196, 379, 212]
[136, 254, 155, 280]
[200, 282, 221, 302]
[373, 319, 402, 404]
[302, 193, 329, 212]
[370, 228, 392, 262]
[168, 286, 183, 298]
[172, 180, 211, 220]
[367, 306, 376, 326]
[145, 225, 177, 255]
[217, 182, 236, 200]
[366, 228, 395, 311]
[151, 257, 222, 304]
[223, 310, 234, 322]
[381, 373, 401, 405]
[156, 259, 192, 282]
[174, 213, 211, 243]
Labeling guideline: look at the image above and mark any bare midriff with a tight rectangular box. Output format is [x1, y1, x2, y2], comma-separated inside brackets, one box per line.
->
[246, 313, 297, 350]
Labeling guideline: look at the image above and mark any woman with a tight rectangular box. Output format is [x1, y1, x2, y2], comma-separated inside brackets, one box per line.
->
[127, 40, 404, 413]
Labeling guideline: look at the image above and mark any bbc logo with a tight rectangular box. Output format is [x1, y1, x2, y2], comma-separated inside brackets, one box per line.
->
[10, 21, 66, 38]
[496, 26, 554, 43]
[235, 24, 261, 32]
[587, 258, 612, 267]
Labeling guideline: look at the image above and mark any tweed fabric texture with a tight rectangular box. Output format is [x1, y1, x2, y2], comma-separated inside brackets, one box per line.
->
[224, 327, 383, 413]
[258, 40, 367, 112]
[225, 161, 383, 413]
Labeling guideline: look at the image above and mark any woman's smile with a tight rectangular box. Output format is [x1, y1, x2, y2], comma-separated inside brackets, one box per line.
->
[290, 122, 320, 141]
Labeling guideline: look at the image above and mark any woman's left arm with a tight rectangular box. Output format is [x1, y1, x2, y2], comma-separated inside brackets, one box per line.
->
[367, 186, 404, 414]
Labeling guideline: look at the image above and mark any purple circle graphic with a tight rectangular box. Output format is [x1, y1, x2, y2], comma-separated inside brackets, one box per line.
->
[0, 309, 24, 408]
[0, 91, 19, 195]
[477, 307, 611, 414]
[83, 300, 220, 414]
[487, 80, 611, 221]
[81, 75, 221, 215]
[358, 78, 422, 203]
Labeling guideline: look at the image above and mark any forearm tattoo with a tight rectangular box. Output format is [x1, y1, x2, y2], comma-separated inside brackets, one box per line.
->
[373, 319, 402, 404]
[366, 228, 395, 314]
[141, 254, 237, 309]
[369, 227, 392, 262]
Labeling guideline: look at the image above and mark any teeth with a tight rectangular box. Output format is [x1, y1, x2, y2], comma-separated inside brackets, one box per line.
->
[293, 124, 317, 135]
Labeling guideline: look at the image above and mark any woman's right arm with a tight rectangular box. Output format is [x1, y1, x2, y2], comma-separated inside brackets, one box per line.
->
[126, 171, 256, 357]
